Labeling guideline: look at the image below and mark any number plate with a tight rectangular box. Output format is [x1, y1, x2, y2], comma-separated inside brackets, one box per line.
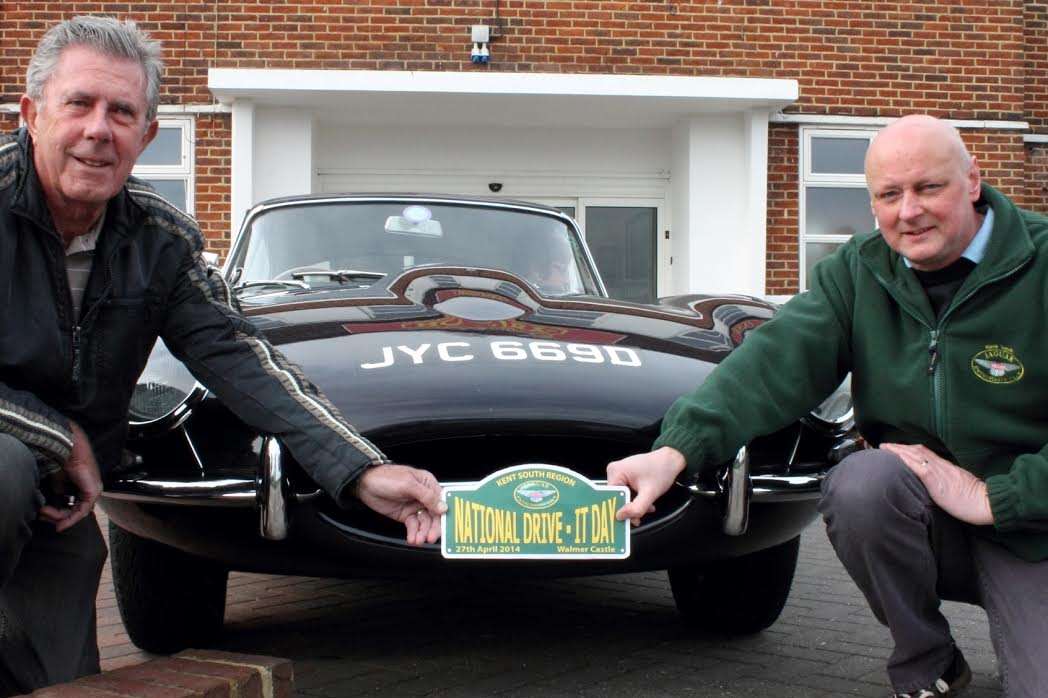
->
[442, 464, 630, 559]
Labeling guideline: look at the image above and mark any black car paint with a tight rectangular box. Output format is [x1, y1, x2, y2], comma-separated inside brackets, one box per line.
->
[103, 196, 848, 582]
[105, 266, 836, 578]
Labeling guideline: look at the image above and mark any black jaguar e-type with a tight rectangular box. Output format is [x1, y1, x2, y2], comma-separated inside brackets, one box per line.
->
[102, 194, 858, 653]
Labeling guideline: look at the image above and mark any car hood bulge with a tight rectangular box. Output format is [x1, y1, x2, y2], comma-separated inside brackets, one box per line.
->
[239, 268, 771, 437]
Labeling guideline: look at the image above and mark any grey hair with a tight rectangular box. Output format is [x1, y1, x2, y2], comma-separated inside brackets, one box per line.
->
[26, 16, 163, 122]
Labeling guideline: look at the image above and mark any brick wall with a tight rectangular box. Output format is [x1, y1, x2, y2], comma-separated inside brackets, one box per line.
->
[963, 131, 1028, 200]
[1026, 144, 1048, 213]
[0, 2, 1031, 118]
[193, 115, 233, 252]
[766, 124, 800, 295]
[1024, 1, 1048, 133]
[1, 1, 1041, 286]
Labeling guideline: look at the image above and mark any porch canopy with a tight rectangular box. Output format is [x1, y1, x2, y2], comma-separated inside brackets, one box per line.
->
[209, 69, 798, 296]
[209, 69, 797, 128]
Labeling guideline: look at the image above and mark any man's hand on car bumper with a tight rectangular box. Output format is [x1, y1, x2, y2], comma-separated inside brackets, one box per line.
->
[608, 446, 687, 526]
[356, 464, 447, 545]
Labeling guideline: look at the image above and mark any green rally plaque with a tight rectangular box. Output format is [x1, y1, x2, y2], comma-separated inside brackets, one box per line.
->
[442, 464, 630, 559]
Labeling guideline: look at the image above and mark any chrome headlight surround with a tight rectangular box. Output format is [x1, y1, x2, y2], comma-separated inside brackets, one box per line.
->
[803, 375, 854, 434]
[128, 339, 207, 435]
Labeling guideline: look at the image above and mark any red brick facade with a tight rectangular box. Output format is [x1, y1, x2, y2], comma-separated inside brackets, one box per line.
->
[766, 124, 800, 290]
[1027, 143, 1048, 209]
[193, 115, 233, 256]
[2, 1, 1046, 292]
[1024, 0, 1048, 131]
[1023, 0, 1048, 224]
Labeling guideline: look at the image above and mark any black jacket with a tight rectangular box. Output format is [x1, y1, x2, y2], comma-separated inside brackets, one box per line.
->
[0, 128, 388, 505]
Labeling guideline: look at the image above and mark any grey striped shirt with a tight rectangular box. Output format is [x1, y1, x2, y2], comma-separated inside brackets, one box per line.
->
[65, 215, 103, 320]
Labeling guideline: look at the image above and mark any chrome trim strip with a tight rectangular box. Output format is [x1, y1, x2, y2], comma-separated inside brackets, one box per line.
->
[182, 425, 205, 476]
[785, 429, 802, 468]
[103, 471, 827, 507]
[259, 436, 289, 541]
[752, 474, 825, 500]
[101, 462, 828, 541]
[685, 473, 826, 501]
[101, 478, 257, 506]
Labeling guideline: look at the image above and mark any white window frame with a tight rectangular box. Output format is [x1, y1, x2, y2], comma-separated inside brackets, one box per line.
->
[799, 126, 876, 290]
[133, 116, 195, 214]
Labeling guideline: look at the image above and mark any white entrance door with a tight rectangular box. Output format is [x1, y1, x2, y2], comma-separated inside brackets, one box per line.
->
[533, 198, 668, 303]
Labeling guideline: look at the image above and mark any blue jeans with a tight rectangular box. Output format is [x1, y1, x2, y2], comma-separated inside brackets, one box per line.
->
[0, 433, 106, 696]
[819, 448, 1048, 697]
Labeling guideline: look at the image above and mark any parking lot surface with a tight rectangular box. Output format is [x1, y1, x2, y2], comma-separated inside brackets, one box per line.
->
[97, 513, 1002, 697]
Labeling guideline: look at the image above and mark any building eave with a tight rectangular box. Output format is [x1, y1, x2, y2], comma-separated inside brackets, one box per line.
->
[207, 69, 798, 128]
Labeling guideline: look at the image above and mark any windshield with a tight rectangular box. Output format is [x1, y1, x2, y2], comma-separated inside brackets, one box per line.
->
[230, 201, 602, 297]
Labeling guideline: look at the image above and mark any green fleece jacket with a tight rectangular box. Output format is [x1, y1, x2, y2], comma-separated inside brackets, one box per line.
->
[654, 184, 1048, 561]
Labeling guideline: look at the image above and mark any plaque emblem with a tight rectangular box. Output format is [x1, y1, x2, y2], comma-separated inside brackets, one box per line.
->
[513, 480, 559, 510]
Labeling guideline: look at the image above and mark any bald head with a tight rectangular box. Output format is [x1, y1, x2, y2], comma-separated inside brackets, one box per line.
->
[866, 115, 972, 181]
[864, 115, 983, 272]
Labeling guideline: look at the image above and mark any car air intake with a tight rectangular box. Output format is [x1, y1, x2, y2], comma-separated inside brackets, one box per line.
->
[305, 430, 694, 541]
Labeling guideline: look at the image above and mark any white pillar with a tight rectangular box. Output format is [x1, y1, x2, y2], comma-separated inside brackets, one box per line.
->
[254, 109, 315, 202]
[669, 113, 772, 296]
[230, 100, 255, 240]
[742, 109, 770, 296]
[670, 120, 694, 294]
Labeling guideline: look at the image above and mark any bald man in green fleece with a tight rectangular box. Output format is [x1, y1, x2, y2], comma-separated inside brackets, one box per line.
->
[607, 115, 1048, 697]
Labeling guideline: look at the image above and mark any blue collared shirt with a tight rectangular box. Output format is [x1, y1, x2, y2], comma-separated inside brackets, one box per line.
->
[903, 206, 994, 268]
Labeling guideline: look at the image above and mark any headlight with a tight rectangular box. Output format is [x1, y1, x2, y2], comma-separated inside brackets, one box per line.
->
[128, 339, 203, 426]
[806, 375, 854, 432]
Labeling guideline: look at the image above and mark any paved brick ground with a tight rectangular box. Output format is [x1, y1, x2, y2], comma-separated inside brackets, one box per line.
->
[97, 512, 1002, 697]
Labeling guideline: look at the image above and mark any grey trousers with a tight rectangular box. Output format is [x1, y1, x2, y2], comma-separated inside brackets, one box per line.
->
[0, 433, 107, 696]
[819, 449, 1048, 697]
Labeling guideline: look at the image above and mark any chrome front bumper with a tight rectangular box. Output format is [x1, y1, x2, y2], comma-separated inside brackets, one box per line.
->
[103, 439, 830, 541]
[682, 446, 829, 536]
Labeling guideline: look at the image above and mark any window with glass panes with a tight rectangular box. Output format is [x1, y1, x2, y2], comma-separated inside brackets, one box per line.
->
[133, 117, 193, 214]
[800, 128, 877, 290]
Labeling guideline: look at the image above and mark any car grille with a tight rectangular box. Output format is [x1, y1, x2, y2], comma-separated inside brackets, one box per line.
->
[302, 431, 697, 540]
[383, 432, 647, 484]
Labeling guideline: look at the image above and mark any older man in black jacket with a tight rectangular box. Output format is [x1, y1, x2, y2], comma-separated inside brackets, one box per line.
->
[0, 16, 446, 694]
